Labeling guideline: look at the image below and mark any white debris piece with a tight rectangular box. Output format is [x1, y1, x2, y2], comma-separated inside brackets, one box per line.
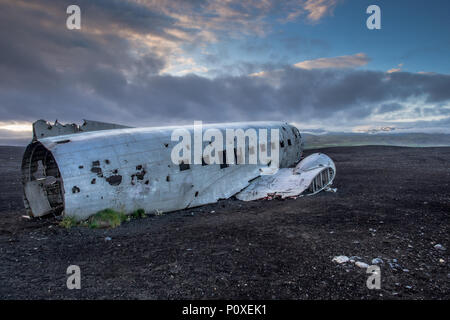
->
[371, 258, 384, 265]
[332, 256, 350, 264]
[349, 256, 362, 260]
[355, 261, 369, 269]
[434, 244, 446, 251]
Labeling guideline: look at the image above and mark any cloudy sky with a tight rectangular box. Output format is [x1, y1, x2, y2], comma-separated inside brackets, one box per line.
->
[1, 0, 449, 145]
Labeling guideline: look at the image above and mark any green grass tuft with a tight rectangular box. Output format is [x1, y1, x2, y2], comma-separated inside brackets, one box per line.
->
[88, 208, 127, 229]
[131, 208, 147, 219]
[59, 216, 78, 229]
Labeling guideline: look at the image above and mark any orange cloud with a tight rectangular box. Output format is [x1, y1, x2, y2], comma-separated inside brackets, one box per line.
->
[387, 63, 404, 74]
[304, 0, 339, 21]
[294, 53, 370, 69]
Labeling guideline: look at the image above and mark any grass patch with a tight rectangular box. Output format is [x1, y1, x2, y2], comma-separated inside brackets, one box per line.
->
[88, 208, 127, 229]
[59, 216, 78, 229]
[131, 208, 147, 219]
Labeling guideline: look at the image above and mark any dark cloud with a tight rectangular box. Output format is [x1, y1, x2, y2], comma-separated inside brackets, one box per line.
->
[377, 103, 404, 114]
[0, 0, 449, 143]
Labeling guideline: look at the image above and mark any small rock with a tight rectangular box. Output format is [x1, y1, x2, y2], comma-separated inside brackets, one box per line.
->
[403, 269, 409, 272]
[210, 210, 215, 213]
[439, 259, 445, 264]
[434, 244, 446, 251]
[349, 256, 362, 260]
[372, 258, 384, 265]
[405, 285, 412, 289]
[355, 261, 369, 269]
[104, 236, 112, 241]
[332, 256, 349, 264]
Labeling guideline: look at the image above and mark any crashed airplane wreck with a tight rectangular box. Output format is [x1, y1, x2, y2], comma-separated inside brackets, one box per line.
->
[22, 120, 336, 221]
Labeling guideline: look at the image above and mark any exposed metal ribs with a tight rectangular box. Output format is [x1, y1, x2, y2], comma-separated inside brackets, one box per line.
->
[308, 167, 334, 194]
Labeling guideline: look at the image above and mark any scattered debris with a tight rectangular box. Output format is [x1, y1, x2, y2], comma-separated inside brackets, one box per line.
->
[349, 256, 362, 261]
[388, 259, 402, 270]
[434, 244, 446, 251]
[355, 261, 369, 269]
[105, 236, 112, 241]
[332, 256, 349, 264]
[371, 258, 384, 265]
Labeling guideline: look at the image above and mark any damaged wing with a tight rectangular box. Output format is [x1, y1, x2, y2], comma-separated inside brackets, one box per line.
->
[236, 153, 336, 201]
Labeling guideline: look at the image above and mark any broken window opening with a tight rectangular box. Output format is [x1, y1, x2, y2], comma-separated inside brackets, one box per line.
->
[179, 161, 190, 171]
[220, 150, 229, 169]
[287, 139, 292, 146]
[55, 139, 70, 144]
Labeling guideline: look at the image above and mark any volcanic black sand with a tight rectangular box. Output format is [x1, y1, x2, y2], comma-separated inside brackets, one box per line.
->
[0, 146, 448, 299]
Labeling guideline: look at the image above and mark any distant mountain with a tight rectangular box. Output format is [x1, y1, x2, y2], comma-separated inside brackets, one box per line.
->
[303, 132, 450, 149]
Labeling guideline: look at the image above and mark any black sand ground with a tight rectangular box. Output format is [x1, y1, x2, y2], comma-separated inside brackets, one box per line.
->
[0, 146, 448, 299]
